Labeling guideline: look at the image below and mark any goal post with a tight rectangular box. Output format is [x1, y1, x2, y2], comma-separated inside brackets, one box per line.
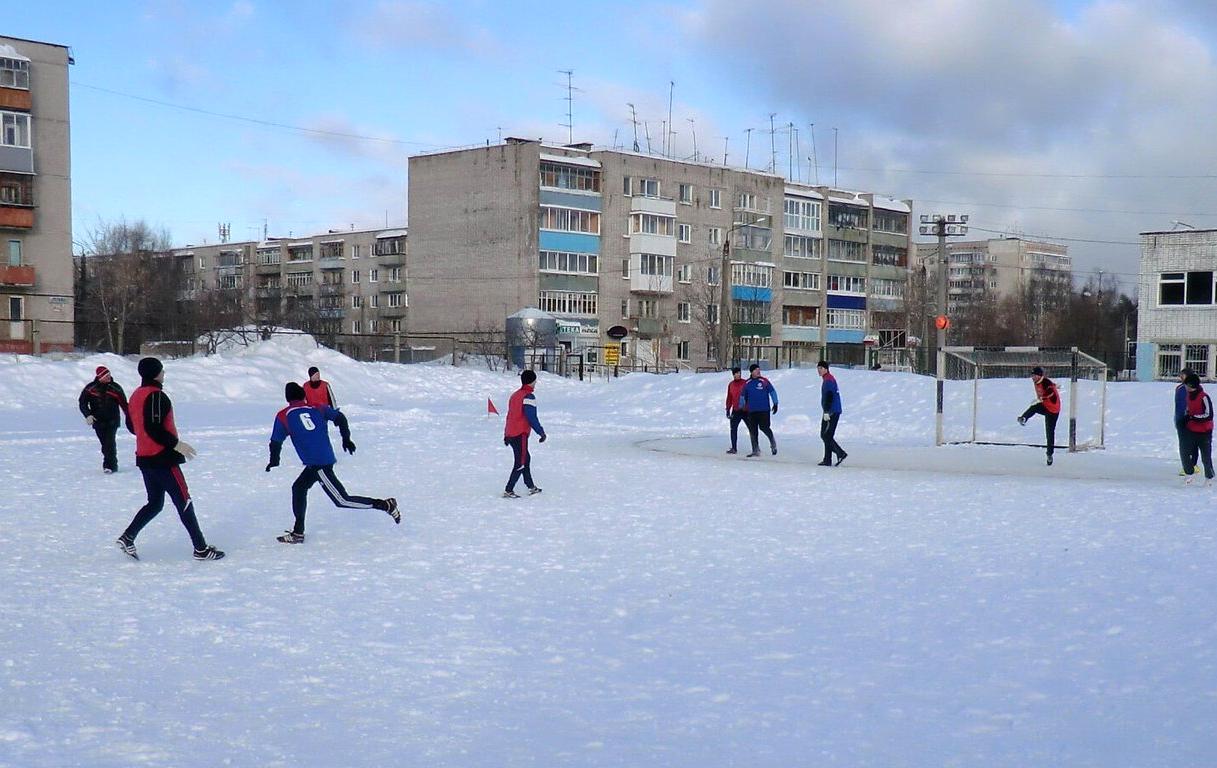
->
[937, 346, 1108, 452]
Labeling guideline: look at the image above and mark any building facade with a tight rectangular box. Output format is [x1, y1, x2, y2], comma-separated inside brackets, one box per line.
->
[1136, 229, 1217, 381]
[171, 227, 408, 358]
[0, 36, 72, 353]
[407, 139, 913, 369]
[915, 237, 1071, 317]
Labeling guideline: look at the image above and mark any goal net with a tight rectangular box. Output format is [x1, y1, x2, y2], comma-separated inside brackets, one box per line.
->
[938, 346, 1108, 452]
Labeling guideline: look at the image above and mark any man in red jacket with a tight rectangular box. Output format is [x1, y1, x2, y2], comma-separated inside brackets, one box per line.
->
[502, 369, 546, 498]
[302, 365, 337, 408]
[1181, 372, 1214, 484]
[78, 365, 131, 473]
[115, 357, 225, 561]
[1017, 366, 1061, 466]
[724, 367, 747, 454]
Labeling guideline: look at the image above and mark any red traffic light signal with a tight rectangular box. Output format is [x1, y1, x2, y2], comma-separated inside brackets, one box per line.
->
[935, 315, 950, 330]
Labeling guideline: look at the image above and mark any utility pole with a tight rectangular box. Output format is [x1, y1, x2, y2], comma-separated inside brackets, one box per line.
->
[920, 213, 969, 445]
[718, 215, 770, 369]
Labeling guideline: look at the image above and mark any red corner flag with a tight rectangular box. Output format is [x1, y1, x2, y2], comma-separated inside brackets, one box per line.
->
[487, 398, 499, 415]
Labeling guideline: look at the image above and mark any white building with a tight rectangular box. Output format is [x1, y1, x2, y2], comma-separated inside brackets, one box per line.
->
[1136, 228, 1217, 380]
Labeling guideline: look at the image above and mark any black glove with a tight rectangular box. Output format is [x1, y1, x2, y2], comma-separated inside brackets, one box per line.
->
[503, 436, 510, 446]
[342, 439, 357, 455]
[538, 434, 547, 443]
[771, 404, 778, 415]
[265, 457, 279, 472]
[725, 408, 731, 419]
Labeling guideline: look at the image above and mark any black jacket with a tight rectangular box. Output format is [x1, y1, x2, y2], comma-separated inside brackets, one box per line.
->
[78, 379, 131, 427]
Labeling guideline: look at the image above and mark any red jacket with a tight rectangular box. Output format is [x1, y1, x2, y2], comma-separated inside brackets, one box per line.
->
[129, 383, 183, 466]
[303, 379, 336, 408]
[1185, 387, 1214, 433]
[505, 384, 542, 439]
[725, 379, 747, 413]
[1035, 378, 1061, 415]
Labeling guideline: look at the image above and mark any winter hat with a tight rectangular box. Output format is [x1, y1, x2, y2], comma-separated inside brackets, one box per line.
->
[1031, 366, 1044, 377]
[521, 369, 537, 385]
[95, 365, 110, 379]
[307, 366, 320, 377]
[285, 382, 306, 402]
[137, 357, 163, 381]
[748, 363, 760, 372]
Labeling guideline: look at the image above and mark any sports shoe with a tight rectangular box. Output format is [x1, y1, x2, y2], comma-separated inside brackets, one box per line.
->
[771, 446, 778, 456]
[385, 497, 400, 524]
[1017, 417, 1027, 426]
[745, 451, 761, 458]
[116, 536, 138, 560]
[528, 487, 543, 496]
[276, 531, 305, 544]
[103, 468, 115, 474]
[835, 452, 848, 467]
[1185, 474, 1196, 485]
[817, 460, 833, 467]
[193, 545, 225, 561]
[726, 448, 737, 454]
[1046, 455, 1054, 466]
[502, 490, 520, 499]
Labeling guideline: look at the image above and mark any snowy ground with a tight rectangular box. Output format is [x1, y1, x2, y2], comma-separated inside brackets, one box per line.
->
[0, 340, 1214, 767]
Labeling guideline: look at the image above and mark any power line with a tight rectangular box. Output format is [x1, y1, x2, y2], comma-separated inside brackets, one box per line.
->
[964, 225, 1140, 246]
[918, 198, 1217, 217]
[840, 165, 1217, 181]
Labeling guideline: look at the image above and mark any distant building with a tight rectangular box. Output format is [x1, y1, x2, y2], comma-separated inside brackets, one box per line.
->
[407, 138, 913, 369]
[1136, 228, 1217, 380]
[0, 36, 73, 353]
[915, 237, 1071, 316]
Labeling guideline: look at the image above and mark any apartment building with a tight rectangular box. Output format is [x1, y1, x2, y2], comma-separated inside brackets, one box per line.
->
[915, 237, 1071, 316]
[408, 138, 913, 369]
[171, 227, 408, 356]
[0, 36, 72, 353]
[1136, 228, 1217, 380]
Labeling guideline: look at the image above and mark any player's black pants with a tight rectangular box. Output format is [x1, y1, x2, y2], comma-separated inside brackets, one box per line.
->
[728, 410, 746, 451]
[821, 413, 845, 463]
[1182, 430, 1215, 479]
[505, 434, 535, 492]
[94, 421, 119, 471]
[745, 411, 776, 454]
[1020, 403, 1060, 457]
[123, 464, 207, 550]
[291, 464, 383, 535]
[1178, 423, 1199, 474]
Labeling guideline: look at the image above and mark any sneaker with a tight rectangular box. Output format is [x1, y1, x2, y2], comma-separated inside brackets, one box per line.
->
[116, 536, 138, 560]
[502, 490, 520, 499]
[726, 448, 737, 455]
[192, 545, 226, 561]
[276, 531, 305, 544]
[1185, 474, 1196, 485]
[1046, 455, 1054, 466]
[745, 451, 761, 458]
[1179, 469, 1188, 476]
[103, 468, 115, 474]
[528, 487, 543, 496]
[817, 460, 833, 467]
[771, 446, 778, 456]
[385, 498, 400, 524]
[1017, 417, 1027, 426]
[835, 452, 848, 467]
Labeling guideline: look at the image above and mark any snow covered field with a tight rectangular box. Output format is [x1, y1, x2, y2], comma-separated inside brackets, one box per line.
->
[0, 339, 1214, 767]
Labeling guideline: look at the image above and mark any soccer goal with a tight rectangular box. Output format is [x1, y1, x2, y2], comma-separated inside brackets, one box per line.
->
[937, 346, 1108, 452]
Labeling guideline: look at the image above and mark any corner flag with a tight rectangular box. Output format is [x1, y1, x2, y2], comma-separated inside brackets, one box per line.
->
[487, 398, 499, 415]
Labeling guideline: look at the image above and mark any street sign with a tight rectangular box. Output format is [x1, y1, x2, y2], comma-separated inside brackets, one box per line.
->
[604, 342, 620, 365]
[606, 325, 628, 340]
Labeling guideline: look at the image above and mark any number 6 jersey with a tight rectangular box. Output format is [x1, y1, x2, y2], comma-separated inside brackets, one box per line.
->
[270, 401, 349, 466]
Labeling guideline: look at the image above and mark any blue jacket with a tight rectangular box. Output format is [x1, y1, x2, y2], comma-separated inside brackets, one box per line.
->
[738, 376, 778, 412]
[1176, 383, 1188, 428]
[821, 373, 843, 414]
[270, 402, 351, 466]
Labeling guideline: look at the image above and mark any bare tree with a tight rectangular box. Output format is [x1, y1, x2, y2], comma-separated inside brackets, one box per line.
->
[685, 267, 725, 368]
[80, 218, 173, 354]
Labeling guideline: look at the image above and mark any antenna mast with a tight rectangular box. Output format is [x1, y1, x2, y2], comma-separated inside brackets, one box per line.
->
[628, 103, 640, 152]
[559, 69, 575, 144]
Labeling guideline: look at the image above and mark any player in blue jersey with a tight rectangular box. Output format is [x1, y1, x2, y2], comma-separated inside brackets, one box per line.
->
[265, 382, 399, 543]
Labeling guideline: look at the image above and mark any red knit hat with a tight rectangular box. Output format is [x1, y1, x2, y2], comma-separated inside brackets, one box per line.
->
[95, 366, 110, 379]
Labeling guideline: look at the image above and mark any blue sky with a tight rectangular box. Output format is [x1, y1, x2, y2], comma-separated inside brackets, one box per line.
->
[13, 0, 1217, 287]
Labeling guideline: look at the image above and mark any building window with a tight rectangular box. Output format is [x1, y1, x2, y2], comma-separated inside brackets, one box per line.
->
[783, 271, 820, 291]
[706, 303, 719, 324]
[678, 223, 692, 243]
[374, 236, 406, 256]
[784, 198, 821, 231]
[871, 277, 904, 299]
[873, 210, 908, 234]
[828, 205, 868, 229]
[827, 275, 865, 294]
[539, 251, 598, 275]
[708, 188, 721, 209]
[351, 295, 362, 309]
[677, 302, 691, 323]
[638, 178, 660, 198]
[319, 241, 343, 260]
[390, 319, 402, 333]
[218, 274, 242, 290]
[826, 308, 865, 329]
[0, 173, 33, 206]
[784, 235, 821, 260]
[1158, 344, 1182, 377]
[538, 290, 598, 316]
[0, 112, 30, 148]
[352, 270, 360, 284]
[630, 213, 674, 236]
[539, 162, 601, 192]
[389, 267, 402, 283]
[622, 258, 629, 278]
[369, 269, 379, 283]
[676, 263, 693, 283]
[731, 262, 772, 288]
[388, 292, 404, 308]
[7, 239, 20, 267]
[257, 247, 280, 266]
[8, 295, 22, 321]
[287, 245, 313, 262]
[827, 239, 865, 263]
[286, 271, 312, 288]
[678, 183, 693, 204]
[676, 340, 690, 360]
[1186, 344, 1210, 378]
[783, 305, 819, 326]
[0, 57, 29, 89]
[370, 294, 379, 308]
[368, 319, 377, 333]
[708, 227, 722, 246]
[1187, 271, 1215, 305]
[217, 249, 242, 267]
[621, 299, 629, 318]
[623, 176, 632, 196]
[872, 244, 906, 267]
[350, 244, 361, 259]
[1159, 273, 1187, 305]
[637, 298, 658, 318]
[540, 206, 601, 234]
[737, 192, 757, 210]
[638, 253, 673, 277]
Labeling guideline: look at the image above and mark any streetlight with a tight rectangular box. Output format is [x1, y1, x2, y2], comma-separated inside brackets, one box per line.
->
[719, 213, 770, 368]
[919, 212, 969, 447]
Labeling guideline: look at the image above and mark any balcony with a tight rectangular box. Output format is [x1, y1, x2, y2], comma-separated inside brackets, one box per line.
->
[255, 286, 282, 298]
[630, 273, 673, 294]
[631, 317, 665, 338]
[319, 283, 344, 296]
[319, 257, 344, 270]
[630, 195, 677, 217]
[376, 254, 404, 267]
[319, 307, 346, 319]
[380, 306, 407, 318]
[254, 260, 281, 274]
[0, 88, 31, 111]
[733, 322, 772, 338]
[0, 264, 34, 287]
[0, 205, 33, 229]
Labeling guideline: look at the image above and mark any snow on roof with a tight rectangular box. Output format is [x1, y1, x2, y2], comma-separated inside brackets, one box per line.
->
[319, 238, 344, 244]
[540, 152, 602, 169]
[873, 196, 910, 213]
[375, 229, 408, 239]
[0, 45, 30, 63]
[785, 186, 824, 200]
